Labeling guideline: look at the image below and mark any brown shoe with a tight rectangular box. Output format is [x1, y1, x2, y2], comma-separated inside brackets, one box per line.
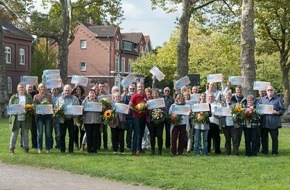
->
[9, 148, 14, 155]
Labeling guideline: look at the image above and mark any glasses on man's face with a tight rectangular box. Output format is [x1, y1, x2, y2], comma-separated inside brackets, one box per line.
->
[267, 89, 273, 91]
[165, 90, 170, 92]
[129, 88, 134, 90]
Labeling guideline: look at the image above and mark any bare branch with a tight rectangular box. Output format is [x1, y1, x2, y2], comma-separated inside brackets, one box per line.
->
[191, 0, 217, 12]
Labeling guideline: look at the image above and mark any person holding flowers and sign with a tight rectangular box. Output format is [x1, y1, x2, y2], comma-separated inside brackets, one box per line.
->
[8, 83, 33, 154]
[258, 85, 285, 156]
[242, 95, 259, 156]
[192, 93, 212, 156]
[147, 89, 165, 155]
[129, 82, 147, 156]
[33, 83, 53, 154]
[56, 84, 80, 154]
[169, 94, 190, 156]
[82, 89, 102, 153]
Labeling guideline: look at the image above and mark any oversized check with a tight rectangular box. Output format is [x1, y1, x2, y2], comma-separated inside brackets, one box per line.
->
[191, 103, 210, 112]
[172, 104, 191, 115]
[114, 103, 130, 114]
[21, 76, 38, 86]
[71, 75, 88, 87]
[7, 104, 24, 115]
[121, 73, 137, 87]
[190, 94, 200, 103]
[253, 81, 270, 91]
[84, 102, 102, 112]
[65, 105, 83, 115]
[150, 66, 165, 81]
[214, 107, 232, 116]
[36, 104, 53, 114]
[147, 98, 165, 110]
[45, 74, 61, 81]
[46, 79, 62, 89]
[207, 73, 223, 83]
[175, 76, 191, 89]
[257, 104, 274, 114]
[229, 76, 245, 86]
[43, 69, 60, 76]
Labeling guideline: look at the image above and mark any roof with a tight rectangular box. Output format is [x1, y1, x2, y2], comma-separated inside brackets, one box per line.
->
[144, 35, 150, 44]
[87, 25, 118, 37]
[121, 33, 143, 43]
[0, 18, 33, 41]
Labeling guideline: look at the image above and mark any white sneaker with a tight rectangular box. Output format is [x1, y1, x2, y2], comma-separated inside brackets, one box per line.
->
[113, 152, 117, 155]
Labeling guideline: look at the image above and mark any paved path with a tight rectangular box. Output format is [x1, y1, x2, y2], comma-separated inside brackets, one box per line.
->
[0, 162, 157, 190]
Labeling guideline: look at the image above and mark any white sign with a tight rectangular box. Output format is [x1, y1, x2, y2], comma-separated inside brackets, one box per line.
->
[65, 105, 83, 115]
[214, 107, 232, 116]
[172, 104, 191, 115]
[121, 74, 137, 88]
[45, 74, 61, 81]
[43, 69, 60, 76]
[257, 104, 274, 114]
[71, 75, 89, 87]
[175, 76, 191, 89]
[84, 102, 102, 112]
[147, 98, 165, 110]
[229, 76, 245, 86]
[36, 104, 53, 115]
[21, 76, 38, 86]
[46, 79, 62, 89]
[7, 104, 24, 115]
[253, 81, 271, 91]
[207, 73, 223, 83]
[114, 103, 130, 114]
[192, 103, 210, 112]
[150, 66, 165, 81]
[190, 94, 200, 103]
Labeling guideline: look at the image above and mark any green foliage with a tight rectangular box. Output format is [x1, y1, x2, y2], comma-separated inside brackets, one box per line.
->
[1, 118, 290, 190]
[30, 38, 57, 81]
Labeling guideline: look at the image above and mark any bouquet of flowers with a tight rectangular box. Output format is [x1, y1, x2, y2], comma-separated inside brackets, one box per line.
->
[53, 106, 65, 118]
[102, 109, 117, 126]
[40, 98, 50, 105]
[135, 102, 146, 113]
[151, 108, 165, 124]
[170, 113, 182, 125]
[25, 104, 35, 117]
[232, 103, 245, 121]
[98, 98, 112, 112]
[191, 111, 209, 124]
[245, 107, 259, 123]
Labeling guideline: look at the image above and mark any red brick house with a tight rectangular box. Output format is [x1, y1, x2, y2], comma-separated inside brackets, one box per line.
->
[1, 19, 34, 95]
[67, 22, 149, 93]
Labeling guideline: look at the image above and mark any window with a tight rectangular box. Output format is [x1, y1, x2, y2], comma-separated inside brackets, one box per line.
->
[5, 47, 11, 64]
[80, 62, 86, 71]
[80, 40, 87, 49]
[115, 37, 119, 50]
[121, 58, 125, 72]
[128, 59, 132, 73]
[7, 77, 12, 94]
[19, 48, 25, 65]
[115, 55, 119, 72]
[123, 41, 133, 51]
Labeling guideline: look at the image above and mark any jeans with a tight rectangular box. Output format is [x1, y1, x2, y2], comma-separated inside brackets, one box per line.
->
[126, 119, 134, 149]
[244, 127, 257, 156]
[132, 117, 146, 152]
[53, 118, 60, 149]
[35, 115, 53, 151]
[10, 121, 29, 150]
[261, 128, 278, 155]
[171, 125, 186, 155]
[60, 119, 74, 153]
[223, 126, 240, 155]
[195, 129, 209, 156]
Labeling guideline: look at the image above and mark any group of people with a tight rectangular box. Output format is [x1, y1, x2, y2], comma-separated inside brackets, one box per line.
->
[8, 80, 285, 157]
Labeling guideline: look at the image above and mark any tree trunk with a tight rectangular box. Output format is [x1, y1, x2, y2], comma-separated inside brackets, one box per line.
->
[0, 23, 9, 118]
[177, 0, 192, 79]
[57, 0, 71, 84]
[280, 56, 290, 108]
[241, 0, 256, 97]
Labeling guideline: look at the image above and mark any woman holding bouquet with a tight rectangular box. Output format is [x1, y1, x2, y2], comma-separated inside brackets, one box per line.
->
[33, 83, 53, 154]
[82, 89, 102, 153]
[169, 94, 190, 156]
[243, 95, 259, 156]
[147, 89, 165, 155]
[192, 93, 212, 156]
[9, 83, 33, 154]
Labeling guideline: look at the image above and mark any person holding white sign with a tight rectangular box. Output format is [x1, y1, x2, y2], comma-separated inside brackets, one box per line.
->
[82, 89, 102, 153]
[33, 83, 53, 154]
[163, 87, 174, 149]
[56, 84, 80, 154]
[258, 85, 285, 156]
[8, 83, 33, 155]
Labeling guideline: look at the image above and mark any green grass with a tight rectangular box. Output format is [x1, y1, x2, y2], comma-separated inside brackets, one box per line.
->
[1, 118, 290, 190]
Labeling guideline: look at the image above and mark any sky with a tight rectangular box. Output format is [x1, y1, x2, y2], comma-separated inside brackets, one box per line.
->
[120, 0, 181, 48]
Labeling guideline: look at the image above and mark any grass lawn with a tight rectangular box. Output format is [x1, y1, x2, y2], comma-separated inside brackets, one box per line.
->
[1, 118, 290, 190]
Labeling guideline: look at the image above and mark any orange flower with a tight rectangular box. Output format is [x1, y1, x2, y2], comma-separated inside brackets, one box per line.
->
[135, 102, 146, 111]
